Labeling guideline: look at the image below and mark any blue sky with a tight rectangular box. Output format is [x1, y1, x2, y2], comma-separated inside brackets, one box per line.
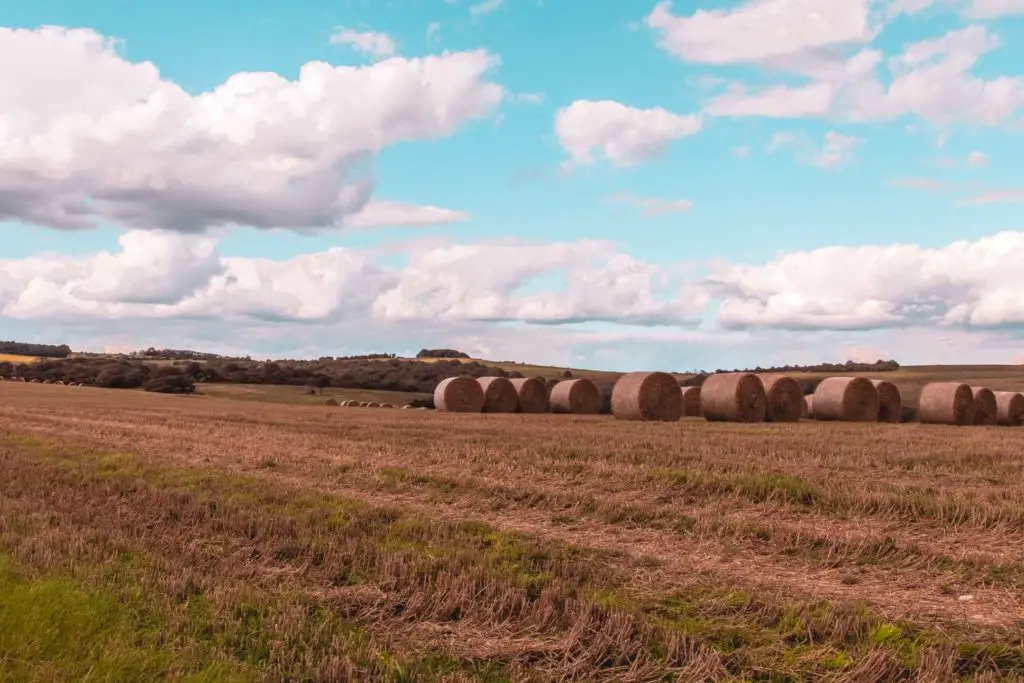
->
[3, 0, 1024, 371]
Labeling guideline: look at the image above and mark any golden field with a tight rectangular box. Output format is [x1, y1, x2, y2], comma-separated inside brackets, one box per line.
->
[0, 353, 40, 363]
[2, 373, 1024, 681]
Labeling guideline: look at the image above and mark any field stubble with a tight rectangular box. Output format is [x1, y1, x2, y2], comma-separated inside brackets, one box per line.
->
[2, 381, 1024, 681]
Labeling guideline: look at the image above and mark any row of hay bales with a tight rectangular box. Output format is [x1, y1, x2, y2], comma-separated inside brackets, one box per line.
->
[434, 376, 603, 414]
[324, 398, 429, 410]
[617, 372, 1024, 426]
[0, 377, 82, 386]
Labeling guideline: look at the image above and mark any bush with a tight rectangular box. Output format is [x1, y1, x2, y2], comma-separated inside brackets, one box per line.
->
[416, 349, 470, 359]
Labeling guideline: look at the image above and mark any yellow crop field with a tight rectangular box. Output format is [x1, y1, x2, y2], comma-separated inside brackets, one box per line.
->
[0, 353, 40, 363]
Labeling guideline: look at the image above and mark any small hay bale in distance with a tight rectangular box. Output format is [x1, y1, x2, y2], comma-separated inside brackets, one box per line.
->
[324, 398, 339, 406]
[812, 377, 878, 422]
[434, 376, 485, 413]
[994, 391, 1024, 426]
[476, 377, 519, 413]
[870, 380, 902, 423]
[680, 386, 701, 417]
[611, 372, 682, 422]
[971, 386, 997, 426]
[918, 382, 975, 426]
[700, 373, 767, 423]
[758, 374, 802, 423]
[550, 378, 601, 415]
[509, 377, 550, 413]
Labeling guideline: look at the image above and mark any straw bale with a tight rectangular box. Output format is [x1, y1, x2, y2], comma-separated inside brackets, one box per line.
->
[324, 398, 339, 406]
[758, 374, 802, 423]
[550, 378, 601, 415]
[367, 402, 381, 408]
[611, 372, 682, 422]
[680, 386, 702, 417]
[802, 395, 813, 419]
[509, 377, 550, 413]
[434, 376, 485, 413]
[477, 377, 519, 413]
[700, 373, 766, 423]
[870, 379, 903, 423]
[810, 377, 878, 422]
[994, 391, 1024, 426]
[917, 382, 975, 425]
[971, 386, 997, 426]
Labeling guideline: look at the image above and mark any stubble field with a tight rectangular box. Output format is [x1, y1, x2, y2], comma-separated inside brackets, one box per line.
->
[2, 379, 1024, 682]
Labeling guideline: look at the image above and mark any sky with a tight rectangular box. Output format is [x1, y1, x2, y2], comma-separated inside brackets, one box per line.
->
[3, 0, 1024, 372]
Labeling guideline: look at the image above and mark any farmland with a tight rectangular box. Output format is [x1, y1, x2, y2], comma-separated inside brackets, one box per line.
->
[0, 353, 40, 364]
[2, 371, 1024, 682]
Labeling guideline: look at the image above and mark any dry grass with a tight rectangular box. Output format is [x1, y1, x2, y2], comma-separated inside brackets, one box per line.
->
[3, 380, 1024, 681]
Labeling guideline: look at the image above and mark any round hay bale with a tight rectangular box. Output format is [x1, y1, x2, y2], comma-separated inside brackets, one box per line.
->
[434, 377, 485, 413]
[402, 404, 413, 409]
[477, 377, 519, 413]
[367, 401, 381, 408]
[324, 398, 339, 406]
[550, 378, 601, 415]
[509, 377, 550, 413]
[611, 372, 682, 422]
[971, 386, 997, 426]
[918, 382, 975, 425]
[758, 374, 802, 423]
[812, 377, 878, 422]
[802, 394, 812, 419]
[870, 380, 902, 423]
[994, 391, 1024, 426]
[680, 386, 702, 417]
[700, 373, 767, 423]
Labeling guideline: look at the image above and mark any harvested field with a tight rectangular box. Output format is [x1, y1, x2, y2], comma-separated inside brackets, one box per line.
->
[2, 380, 1024, 681]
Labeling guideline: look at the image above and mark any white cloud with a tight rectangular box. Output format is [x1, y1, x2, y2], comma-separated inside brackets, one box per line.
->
[511, 91, 545, 104]
[700, 231, 1024, 330]
[967, 150, 989, 167]
[328, 27, 397, 59]
[0, 26, 503, 234]
[966, 0, 1024, 17]
[645, 0, 880, 66]
[554, 100, 702, 167]
[962, 189, 1024, 204]
[426, 22, 442, 41]
[766, 130, 862, 168]
[607, 193, 693, 216]
[470, 0, 505, 17]
[693, 19, 1024, 126]
[344, 201, 470, 230]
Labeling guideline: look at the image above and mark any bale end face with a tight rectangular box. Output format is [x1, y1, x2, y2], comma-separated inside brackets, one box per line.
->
[680, 386, 702, 417]
[509, 377, 550, 413]
[758, 374, 802, 423]
[870, 379, 903, 424]
[812, 377, 878, 422]
[971, 386, 997, 426]
[918, 382, 975, 426]
[434, 376, 485, 413]
[477, 377, 519, 413]
[994, 391, 1024, 426]
[550, 378, 601, 415]
[700, 373, 767, 423]
[611, 372, 682, 422]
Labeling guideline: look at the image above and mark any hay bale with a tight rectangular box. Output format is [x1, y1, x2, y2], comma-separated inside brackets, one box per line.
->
[994, 391, 1024, 426]
[324, 398, 339, 406]
[700, 373, 767, 423]
[509, 377, 550, 413]
[611, 372, 682, 422]
[812, 377, 878, 422]
[476, 377, 519, 413]
[870, 380, 902, 423]
[402, 405, 413, 409]
[434, 377, 484, 413]
[367, 402, 381, 408]
[550, 378, 601, 415]
[918, 382, 975, 425]
[680, 386, 702, 417]
[802, 395, 812, 419]
[971, 386, 997, 426]
[758, 374, 802, 423]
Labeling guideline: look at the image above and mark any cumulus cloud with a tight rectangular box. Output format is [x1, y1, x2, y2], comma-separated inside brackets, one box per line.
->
[700, 231, 1024, 330]
[0, 26, 503, 234]
[554, 100, 702, 167]
[0, 231, 702, 328]
[650, 0, 1024, 126]
[329, 27, 398, 59]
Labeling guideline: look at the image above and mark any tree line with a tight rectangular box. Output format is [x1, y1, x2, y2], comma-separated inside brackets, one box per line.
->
[0, 341, 72, 358]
